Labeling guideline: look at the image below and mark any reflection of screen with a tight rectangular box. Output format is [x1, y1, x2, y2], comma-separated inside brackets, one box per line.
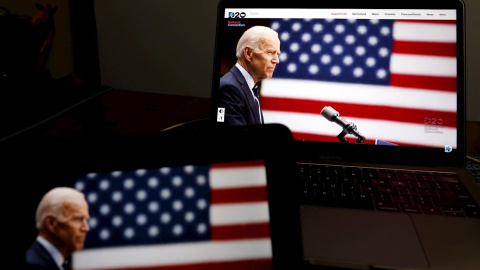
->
[214, 8, 458, 150]
[72, 160, 273, 270]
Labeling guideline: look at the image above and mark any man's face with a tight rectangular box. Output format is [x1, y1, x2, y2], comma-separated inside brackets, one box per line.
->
[54, 198, 90, 254]
[248, 34, 281, 82]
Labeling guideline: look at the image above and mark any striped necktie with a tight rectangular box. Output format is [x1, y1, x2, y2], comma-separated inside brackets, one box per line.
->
[252, 84, 263, 124]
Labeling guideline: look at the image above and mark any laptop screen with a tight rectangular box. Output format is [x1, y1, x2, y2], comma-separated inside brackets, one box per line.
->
[210, 0, 465, 167]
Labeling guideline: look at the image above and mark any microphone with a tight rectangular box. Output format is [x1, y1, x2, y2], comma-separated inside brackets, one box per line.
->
[321, 106, 365, 143]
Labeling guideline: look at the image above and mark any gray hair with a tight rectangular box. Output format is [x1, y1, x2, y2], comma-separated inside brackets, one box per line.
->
[235, 26, 278, 59]
[35, 187, 86, 230]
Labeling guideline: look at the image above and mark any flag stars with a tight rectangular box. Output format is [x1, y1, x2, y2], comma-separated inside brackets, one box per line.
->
[74, 181, 85, 192]
[299, 53, 309, 63]
[335, 24, 345, 34]
[185, 211, 195, 223]
[323, 33, 333, 43]
[135, 169, 147, 177]
[172, 200, 183, 211]
[356, 46, 366, 56]
[148, 225, 160, 237]
[87, 192, 98, 204]
[301, 33, 312, 42]
[112, 215, 122, 227]
[379, 47, 389, 57]
[196, 175, 206, 185]
[161, 213, 171, 224]
[111, 171, 122, 178]
[124, 202, 135, 214]
[89, 217, 98, 229]
[160, 167, 171, 175]
[343, 55, 354, 66]
[136, 189, 147, 201]
[160, 188, 171, 199]
[271, 21, 280, 30]
[184, 187, 195, 198]
[311, 43, 321, 53]
[357, 25, 367, 35]
[309, 64, 319, 75]
[172, 176, 182, 187]
[111, 191, 122, 202]
[292, 22, 302, 31]
[376, 69, 387, 79]
[87, 173, 97, 179]
[333, 45, 343, 55]
[197, 198, 207, 210]
[368, 36, 378, 46]
[287, 63, 297, 73]
[136, 214, 147, 226]
[184, 165, 194, 174]
[197, 223, 207, 234]
[366, 57, 376, 67]
[280, 32, 290, 42]
[330, 66, 341, 76]
[123, 178, 135, 189]
[99, 228, 110, 241]
[173, 224, 183, 236]
[321, 54, 332, 65]
[124, 227, 135, 239]
[380, 26, 390, 36]
[148, 201, 160, 212]
[147, 177, 159, 188]
[290, 42, 300, 52]
[313, 23, 323, 33]
[99, 180, 110, 191]
[99, 204, 111, 215]
[353, 67, 364, 77]
[345, 34, 355, 44]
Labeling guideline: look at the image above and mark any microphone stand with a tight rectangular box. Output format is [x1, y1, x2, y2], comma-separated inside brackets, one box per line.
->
[336, 122, 365, 144]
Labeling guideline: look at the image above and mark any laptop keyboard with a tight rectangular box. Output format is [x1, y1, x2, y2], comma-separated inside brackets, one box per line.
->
[298, 162, 480, 218]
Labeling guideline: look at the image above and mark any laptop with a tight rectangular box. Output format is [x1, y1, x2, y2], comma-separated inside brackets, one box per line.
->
[11, 124, 305, 269]
[209, 0, 480, 269]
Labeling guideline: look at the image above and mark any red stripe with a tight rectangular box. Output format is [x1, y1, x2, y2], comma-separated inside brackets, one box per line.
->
[261, 97, 457, 128]
[395, 20, 456, 25]
[212, 222, 271, 240]
[85, 258, 272, 270]
[392, 40, 456, 57]
[291, 132, 433, 148]
[211, 186, 267, 204]
[211, 160, 265, 169]
[389, 73, 457, 92]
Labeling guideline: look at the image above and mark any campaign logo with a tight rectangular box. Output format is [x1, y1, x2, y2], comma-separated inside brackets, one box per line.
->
[445, 145, 453, 152]
[217, 107, 225, 122]
[229, 12, 246, 18]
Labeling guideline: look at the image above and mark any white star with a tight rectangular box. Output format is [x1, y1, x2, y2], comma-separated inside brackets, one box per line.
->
[302, 33, 312, 42]
[309, 64, 319, 74]
[299, 53, 309, 63]
[357, 25, 367, 35]
[366, 57, 376, 67]
[311, 44, 321, 53]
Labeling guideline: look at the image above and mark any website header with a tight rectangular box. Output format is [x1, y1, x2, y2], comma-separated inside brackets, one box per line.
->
[224, 9, 456, 20]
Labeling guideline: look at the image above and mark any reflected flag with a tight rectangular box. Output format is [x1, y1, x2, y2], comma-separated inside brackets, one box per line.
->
[72, 160, 272, 270]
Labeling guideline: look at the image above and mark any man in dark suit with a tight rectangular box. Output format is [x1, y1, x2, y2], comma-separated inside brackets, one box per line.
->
[25, 187, 90, 270]
[218, 25, 281, 125]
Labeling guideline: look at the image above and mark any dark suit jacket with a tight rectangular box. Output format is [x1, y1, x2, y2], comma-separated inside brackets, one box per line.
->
[25, 240, 61, 270]
[218, 65, 263, 126]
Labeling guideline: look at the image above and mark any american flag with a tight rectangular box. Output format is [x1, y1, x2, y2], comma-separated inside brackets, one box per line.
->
[72, 160, 272, 270]
[261, 18, 457, 148]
